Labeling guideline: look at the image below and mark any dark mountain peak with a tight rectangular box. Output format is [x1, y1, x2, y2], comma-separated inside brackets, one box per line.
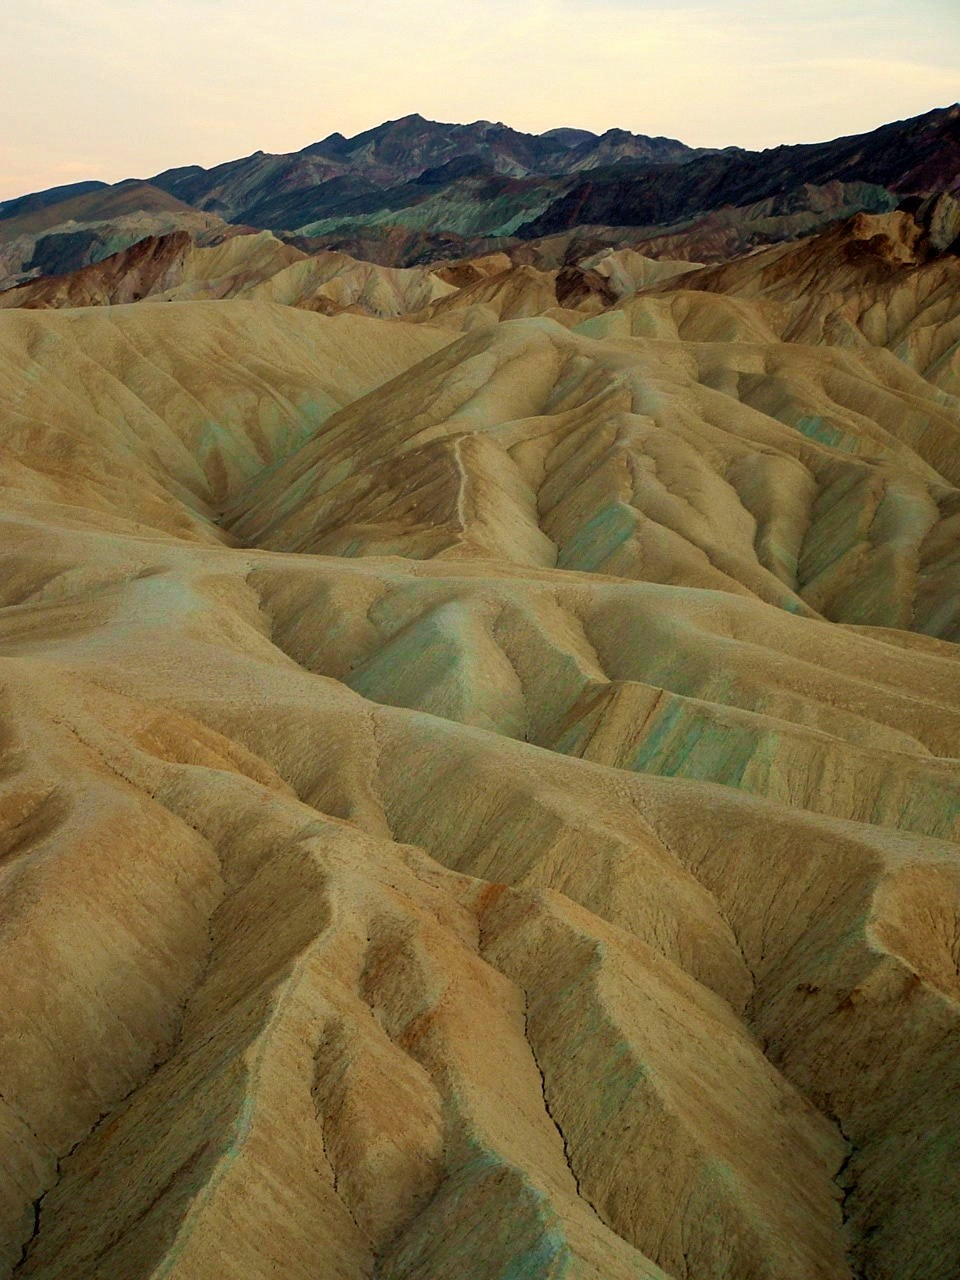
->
[342, 113, 452, 153]
[301, 131, 350, 159]
[374, 112, 436, 135]
[0, 180, 109, 223]
[563, 128, 701, 170]
[542, 128, 598, 148]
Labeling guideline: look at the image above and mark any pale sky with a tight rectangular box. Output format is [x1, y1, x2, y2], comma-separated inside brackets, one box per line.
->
[2, 0, 959, 200]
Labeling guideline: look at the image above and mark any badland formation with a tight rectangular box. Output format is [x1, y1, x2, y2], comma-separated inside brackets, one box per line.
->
[1, 105, 959, 1279]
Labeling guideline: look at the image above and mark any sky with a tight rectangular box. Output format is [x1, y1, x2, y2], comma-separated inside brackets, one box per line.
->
[2, 0, 959, 200]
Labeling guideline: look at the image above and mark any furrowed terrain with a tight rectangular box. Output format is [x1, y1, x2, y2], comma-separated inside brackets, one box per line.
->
[0, 191, 958, 1280]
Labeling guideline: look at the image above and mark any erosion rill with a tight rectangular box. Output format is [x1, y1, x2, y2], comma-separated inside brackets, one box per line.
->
[0, 188, 958, 1280]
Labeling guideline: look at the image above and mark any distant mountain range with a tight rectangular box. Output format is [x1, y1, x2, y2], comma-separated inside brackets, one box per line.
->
[2, 105, 959, 288]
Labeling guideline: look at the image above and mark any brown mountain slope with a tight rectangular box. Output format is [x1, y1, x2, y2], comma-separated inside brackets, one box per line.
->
[0, 201, 957, 1280]
[0, 181, 200, 242]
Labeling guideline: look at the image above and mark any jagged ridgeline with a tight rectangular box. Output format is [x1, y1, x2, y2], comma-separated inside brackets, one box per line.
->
[0, 107, 959, 1280]
[2, 103, 958, 289]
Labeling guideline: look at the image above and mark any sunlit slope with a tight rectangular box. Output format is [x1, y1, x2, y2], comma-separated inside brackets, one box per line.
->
[0, 208, 958, 1280]
[0, 520, 957, 1280]
[654, 199, 960, 396]
[0, 231, 690, 319]
[0, 301, 451, 535]
[0, 232, 460, 318]
[230, 306, 960, 637]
